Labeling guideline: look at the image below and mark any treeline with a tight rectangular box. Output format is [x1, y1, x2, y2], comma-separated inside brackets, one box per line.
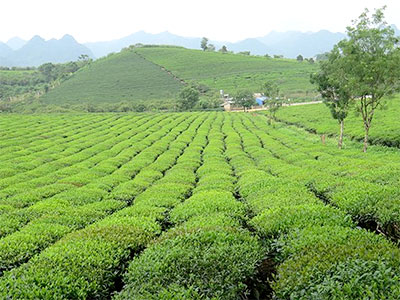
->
[0, 57, 91, 102]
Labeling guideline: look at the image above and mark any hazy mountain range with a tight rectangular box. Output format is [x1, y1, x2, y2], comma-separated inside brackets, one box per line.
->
[0, 35, 93, 67]
[85, 30, 347, 58]
[1, 25, 399, 67]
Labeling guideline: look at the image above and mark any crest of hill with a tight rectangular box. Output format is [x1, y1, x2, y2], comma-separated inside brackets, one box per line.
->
[134, 46, 318, 98]
[39, 48, 184, 105]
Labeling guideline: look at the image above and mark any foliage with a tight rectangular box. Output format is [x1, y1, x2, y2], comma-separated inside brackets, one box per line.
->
[177, 86, 200, 110]
[135, 47, 318, 100]
[200, 37, 208, 51]
[275, 98, 400, 147]
[310, 46, 353, 148]
[234, 89, 255, 111]
[334, 7, 400, 151]
[1, 111, 400, 299]
[39, 50, 183, 106]
[263, 81, 282, 123]
[296, 54, 303, 62]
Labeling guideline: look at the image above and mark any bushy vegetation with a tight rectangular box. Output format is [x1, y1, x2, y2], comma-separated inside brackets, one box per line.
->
[0, 61, 89, 112]
[39, 50, 184, 106]
[1, 111, 400, 299]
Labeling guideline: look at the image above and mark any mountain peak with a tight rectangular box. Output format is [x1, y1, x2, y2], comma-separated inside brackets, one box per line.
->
[61, 34, 76, 41]
[30, 35, 45, 43]
[6, 37, 26, 50]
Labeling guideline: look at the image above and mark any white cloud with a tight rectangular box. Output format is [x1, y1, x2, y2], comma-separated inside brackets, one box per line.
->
[0, 0, 398, 43]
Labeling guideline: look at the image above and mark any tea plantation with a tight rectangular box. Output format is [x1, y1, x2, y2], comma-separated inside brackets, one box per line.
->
[275, 96, 400, 147]
[1, 112, 400, 299]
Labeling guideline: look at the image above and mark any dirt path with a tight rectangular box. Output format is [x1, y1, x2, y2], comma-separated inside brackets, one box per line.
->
[229, 101, 322, 112]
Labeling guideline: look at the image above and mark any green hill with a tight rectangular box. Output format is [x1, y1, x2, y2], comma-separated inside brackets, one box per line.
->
[40, 50, 184, 107]
[135, 47, 318, 99]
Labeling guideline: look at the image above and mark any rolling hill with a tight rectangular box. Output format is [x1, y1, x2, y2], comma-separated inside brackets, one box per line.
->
[134, 46, 318, 98]
[39, 48, 184, 106]
[38, 46, 318, 110]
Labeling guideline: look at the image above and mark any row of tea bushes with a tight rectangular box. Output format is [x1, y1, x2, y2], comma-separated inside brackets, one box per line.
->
[115, 114, 264, 299]
[229, 113, 400, 298]
[0, 114, 200, 276]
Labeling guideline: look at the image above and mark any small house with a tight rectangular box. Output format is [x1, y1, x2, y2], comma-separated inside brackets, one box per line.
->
[255, 96, 267, 106]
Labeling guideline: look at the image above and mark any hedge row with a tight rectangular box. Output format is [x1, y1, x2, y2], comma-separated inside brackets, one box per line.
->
[229, 113, 400, 298]
[0, 114, 201, 277]
[0, 113, 214, 298]
[246, 114, 400, 239]
[115, 113, 263, 299]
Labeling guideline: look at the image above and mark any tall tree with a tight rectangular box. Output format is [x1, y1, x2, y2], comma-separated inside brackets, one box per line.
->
[200, 37, 209, 51]
[234, 90, 255, 112]
[338, 7, 400, 152]
[296, 54, 304, 62]
[263, 82, 281, 125]
[177, 86, 200, 111]
[310, 47, 352, 149]
[219, 45, 228, 53]
[207, 44, 216, 52]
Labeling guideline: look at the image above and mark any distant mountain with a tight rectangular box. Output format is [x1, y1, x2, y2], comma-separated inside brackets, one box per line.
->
[256, 30, 346, 58]
[223, 38, 270, 55]
[86, 31, 202, 58]
[0, 42, 12, 58]
[0, 35, 94, 67]
[6, 37, 27, 50]
[84, 30, 347, 59]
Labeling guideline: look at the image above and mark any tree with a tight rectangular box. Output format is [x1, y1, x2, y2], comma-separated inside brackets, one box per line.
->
[207, 44, 216, 52]
[38, 63, 57, 81]
[296, 54, 304, 62]
[177, 87, 200, 110]
[201, 37, 209, 51]
[310, 47, 352, 149]
[315, 52, 329, 61]
[238, 51, 250, 56]
[263, 82, 281, 124]
[234, 90, 255, 111]
[338, 7, 400, 152]
[219, 45, 228, 53]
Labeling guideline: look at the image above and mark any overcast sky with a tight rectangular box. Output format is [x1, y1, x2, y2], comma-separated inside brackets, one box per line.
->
[1, 0, 399, 43]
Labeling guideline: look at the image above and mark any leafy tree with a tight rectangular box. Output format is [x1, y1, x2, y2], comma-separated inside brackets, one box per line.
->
[273, 54, 284, 59]
[201, 37, 209, 51]
[207, 44, 216, 52]
[308, 58, 315, 64]
[234, 90, 255, 111]
[315, 52, 329, 61]
[38, 63, 57, 81]
[296, 54, 304, 62]
[264, 53, 271, 58]
[177, 86, 200, 110]
[219, 45, 228, 53]
[338, 7, 400, 152]
[263, 82, 281, 124]
[310, 47, 352, 149]
[238, 51, 250, 56]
